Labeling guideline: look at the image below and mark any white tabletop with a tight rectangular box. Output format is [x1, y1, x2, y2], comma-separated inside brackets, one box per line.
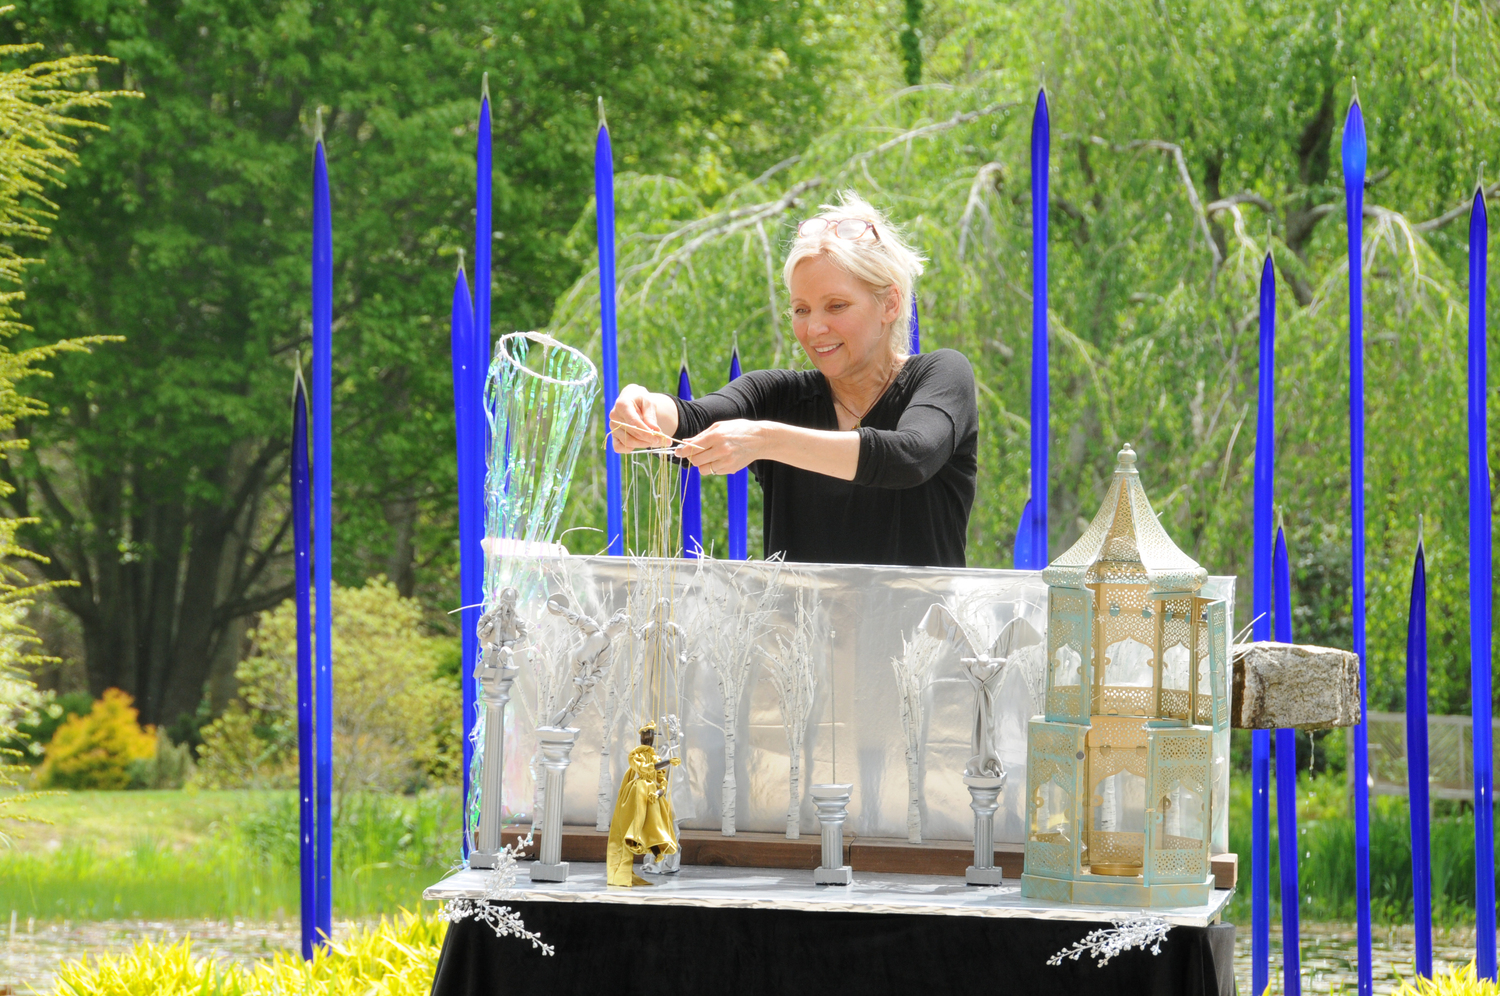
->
[425, 863, 1233, 928]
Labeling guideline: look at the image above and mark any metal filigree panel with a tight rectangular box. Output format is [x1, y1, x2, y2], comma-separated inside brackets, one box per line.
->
[1025, 719, 1086, 880]
[1099, 686, 1154, 717]
[1204, 599, 1229, 731]
[1145, 726, 1213, 885]
[1046, 587, 1093, 724]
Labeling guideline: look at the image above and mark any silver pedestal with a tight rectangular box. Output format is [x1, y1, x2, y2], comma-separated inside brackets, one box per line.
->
[963, 772, 1007, 886]
[469, 667, 518, 870]
[529, 726, 579, 883]
[810, 783, 853, 885]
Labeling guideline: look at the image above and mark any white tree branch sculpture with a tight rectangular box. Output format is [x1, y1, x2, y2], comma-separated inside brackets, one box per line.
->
[762, 583, 816, 839]
[699, 557, 785, 835]
[891, 627, 944, 843]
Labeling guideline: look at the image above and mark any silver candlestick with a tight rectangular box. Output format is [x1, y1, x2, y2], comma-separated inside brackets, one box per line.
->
[810, 783, 853, 885]
[963, 772, 1007, 886]
[529, 726, 579, 883]
[470, 664, 518, 869]
[470, 588, 527, 871]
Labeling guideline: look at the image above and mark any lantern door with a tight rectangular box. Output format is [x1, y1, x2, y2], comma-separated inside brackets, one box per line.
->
[1144, 726, 1212, 885]
[1025, 719, 1087, 881]
[1045, 586, 1093, 724]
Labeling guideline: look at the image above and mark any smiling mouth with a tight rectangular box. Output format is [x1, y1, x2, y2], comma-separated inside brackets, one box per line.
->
[813, 343, 841, 355]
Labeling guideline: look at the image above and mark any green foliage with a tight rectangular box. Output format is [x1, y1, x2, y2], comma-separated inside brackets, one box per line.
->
[1226, 768, 1500, 926]
[0, 19, 129, 842]
[899, 0, 923, 87]
[1395, 963, 1500, 996]
[0, 789, 458, 921]
[36, 688, 156, 790]
[545, 0, 1500, 718]
[126, 728, 195, 790]
[6, 689, 93, 760]
[3, 0, 895, 728]
[195, 579, 460, 794]
[48, 910, 445, 995]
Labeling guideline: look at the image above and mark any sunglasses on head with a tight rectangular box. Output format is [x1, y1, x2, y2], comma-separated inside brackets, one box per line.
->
[797, 217, 881, 242]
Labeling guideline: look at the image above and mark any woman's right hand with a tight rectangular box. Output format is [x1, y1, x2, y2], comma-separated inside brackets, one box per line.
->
[609, 384, 676, 453]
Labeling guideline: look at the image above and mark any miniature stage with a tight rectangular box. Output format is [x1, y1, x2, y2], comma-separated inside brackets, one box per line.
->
[424, 864, 1236, 995]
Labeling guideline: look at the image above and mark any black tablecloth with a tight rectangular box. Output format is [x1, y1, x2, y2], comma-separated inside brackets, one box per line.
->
[431, 899, 1236, 996]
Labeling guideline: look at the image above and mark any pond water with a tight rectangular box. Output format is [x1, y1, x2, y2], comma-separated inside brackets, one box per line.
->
[1233, 922, 1492, 994]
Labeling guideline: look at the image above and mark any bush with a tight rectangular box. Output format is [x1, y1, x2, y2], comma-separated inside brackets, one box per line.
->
[126, 728, 196, 789]
[49, 910, 446, 995]
[6, 690, 94, 762]
[195, 578, 461, 793]
[1394, 963, 1500, 996]
[36, 688, 156, 790]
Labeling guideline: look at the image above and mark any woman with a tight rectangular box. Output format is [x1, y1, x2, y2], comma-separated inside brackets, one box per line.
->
[610, 192, 978, 568]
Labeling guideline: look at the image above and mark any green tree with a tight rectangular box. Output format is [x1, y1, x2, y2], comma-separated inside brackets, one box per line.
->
[3, 0, 887, 726]
[195, 577, 458, 794]
[543, 0, 1499, 720]
[0, 25, 130, 836]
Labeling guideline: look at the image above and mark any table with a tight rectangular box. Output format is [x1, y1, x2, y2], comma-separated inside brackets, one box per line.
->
[425, 864, 1236, 996]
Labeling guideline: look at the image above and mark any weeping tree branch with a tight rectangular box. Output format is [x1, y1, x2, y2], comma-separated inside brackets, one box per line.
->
[1413, 181, 1500, 232]
[554, 98, 1023, 335]
[1092, 136, 1224, 280]
[841, 101, 1021, 171]
[1206, 191, 1276, 216]
[753, 219, 785, 364]
[957, 162, 1004, 260]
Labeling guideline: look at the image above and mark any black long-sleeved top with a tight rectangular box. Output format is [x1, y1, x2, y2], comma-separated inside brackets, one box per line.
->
[672, 348, 978, 567]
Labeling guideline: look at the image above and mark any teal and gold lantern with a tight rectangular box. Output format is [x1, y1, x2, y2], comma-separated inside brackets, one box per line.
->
[1022, 444, 1228, 907]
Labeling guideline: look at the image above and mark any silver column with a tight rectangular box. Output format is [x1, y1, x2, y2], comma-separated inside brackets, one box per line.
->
[470, 666, 517, 870]
[810, 783, 853, 885]
[964, 772, 1007, 885]
[529, 726, 579, 883]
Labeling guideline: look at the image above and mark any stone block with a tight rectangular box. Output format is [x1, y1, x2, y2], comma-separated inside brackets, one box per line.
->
[1231, 641, 1361, 730]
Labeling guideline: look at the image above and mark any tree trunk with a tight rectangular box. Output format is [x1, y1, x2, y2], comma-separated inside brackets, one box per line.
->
[786, 746, 801, 839]
[721, 693, 739, 835]
[906, 753, 922, 843]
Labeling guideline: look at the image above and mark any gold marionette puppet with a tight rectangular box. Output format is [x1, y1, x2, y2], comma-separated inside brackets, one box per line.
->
[606, 721, 681, 887]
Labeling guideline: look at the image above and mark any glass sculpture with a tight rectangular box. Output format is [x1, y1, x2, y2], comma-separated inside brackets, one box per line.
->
[470, 331, 598, 850]
[484, 331, 600, 564]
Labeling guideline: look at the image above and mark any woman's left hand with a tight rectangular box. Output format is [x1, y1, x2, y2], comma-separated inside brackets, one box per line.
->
[678, 419, 768, 476]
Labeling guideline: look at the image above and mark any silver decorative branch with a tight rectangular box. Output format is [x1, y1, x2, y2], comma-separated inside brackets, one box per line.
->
[763, 584, 816, 839]
[437, 828, 553, 955]
[891, 627, 944, 843]
[1047, 916, 1170, 968]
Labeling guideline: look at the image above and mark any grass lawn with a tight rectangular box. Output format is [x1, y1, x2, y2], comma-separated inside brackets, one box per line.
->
[5, 788, 291, 857]
[0, 788, 459, 922]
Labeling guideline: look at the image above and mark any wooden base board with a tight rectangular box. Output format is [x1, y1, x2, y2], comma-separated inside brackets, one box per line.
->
[500, 827, 1239, 889]
[502, 826, 1025, 878]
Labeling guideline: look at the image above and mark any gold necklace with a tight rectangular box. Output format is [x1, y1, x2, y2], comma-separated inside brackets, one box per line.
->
[833, 362, 899, 430]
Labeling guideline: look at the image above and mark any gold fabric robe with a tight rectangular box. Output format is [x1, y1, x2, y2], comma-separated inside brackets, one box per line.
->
[605, 744, 680, 887]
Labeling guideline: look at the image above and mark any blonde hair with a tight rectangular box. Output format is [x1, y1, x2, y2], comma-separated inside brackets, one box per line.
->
[782, 191, 927, 358]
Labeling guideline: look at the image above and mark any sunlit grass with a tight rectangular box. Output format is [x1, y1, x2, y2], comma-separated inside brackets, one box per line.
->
[0, 788, 460, 921]
[1225, 771, 1499, 926]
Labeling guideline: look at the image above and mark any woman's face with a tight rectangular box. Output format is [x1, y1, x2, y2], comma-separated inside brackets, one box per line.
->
[788, 254, 900, 381]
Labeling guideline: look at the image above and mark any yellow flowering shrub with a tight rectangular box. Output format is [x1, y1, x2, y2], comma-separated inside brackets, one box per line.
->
[36, 689, 156, 790]
[49, 910, 445, 995]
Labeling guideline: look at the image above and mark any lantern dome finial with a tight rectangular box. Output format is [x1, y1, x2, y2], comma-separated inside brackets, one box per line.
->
[1042, 444, 1206, 593]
